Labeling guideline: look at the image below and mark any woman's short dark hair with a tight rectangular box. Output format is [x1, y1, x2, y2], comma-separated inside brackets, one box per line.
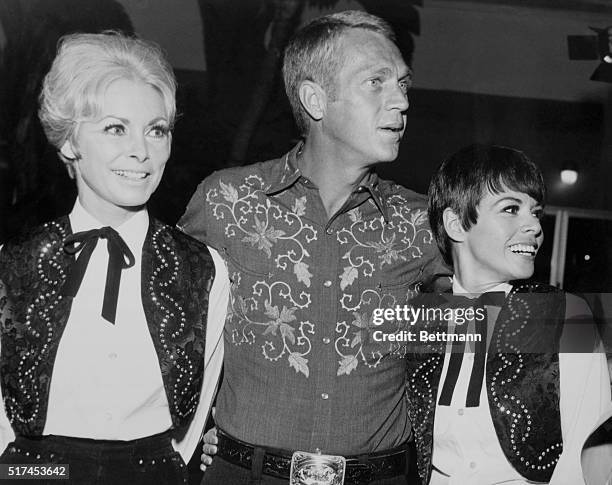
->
[428, 144, 546, 266]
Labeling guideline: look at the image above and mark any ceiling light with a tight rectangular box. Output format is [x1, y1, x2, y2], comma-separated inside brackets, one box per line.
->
[560, 168, 578, 185]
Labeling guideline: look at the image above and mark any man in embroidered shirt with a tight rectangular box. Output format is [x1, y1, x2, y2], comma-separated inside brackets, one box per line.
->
[179, 9, 446, 485]
[406, 144, 612, 485]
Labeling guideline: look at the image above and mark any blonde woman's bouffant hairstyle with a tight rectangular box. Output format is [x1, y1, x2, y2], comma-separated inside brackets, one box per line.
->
[39, 31, 176, 160]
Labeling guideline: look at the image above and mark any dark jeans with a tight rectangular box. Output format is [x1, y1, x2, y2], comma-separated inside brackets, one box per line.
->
[0, 431, 188, 485]
[201, 456, 412, 485]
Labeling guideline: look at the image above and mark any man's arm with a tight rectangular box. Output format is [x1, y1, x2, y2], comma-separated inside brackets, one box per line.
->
[178, 177, 218, 249]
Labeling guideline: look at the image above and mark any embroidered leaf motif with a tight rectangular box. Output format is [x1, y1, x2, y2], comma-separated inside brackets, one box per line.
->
[280, 323, 296, 345]
[372, 234, 401, 266]
[292, 196, 307, 217]
[263, 300, 280, 335]
[237, 296, 247, 314]
[241, 215, 286, 258]
[410, 209, 428, 226]
[293, 261, 313, 287]
[348, 208, 362, 223]
[350, 312, 370, 348]
[338, 355, 358, 376]
[351, 312, 369, 328]
[264, 299, 279, 320]
[288, 352, 309, 377]
[339, 265, 358, 290]
[279, 306, 297, 324]
[219, 181, 239, 204]
[263, 301, 297, 336]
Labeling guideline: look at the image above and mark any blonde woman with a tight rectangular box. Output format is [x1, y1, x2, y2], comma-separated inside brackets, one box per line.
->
[0, 32, 226, 484]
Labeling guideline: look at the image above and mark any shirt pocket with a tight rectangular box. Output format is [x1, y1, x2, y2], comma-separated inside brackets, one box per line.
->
[220, 246, 311, 347]
[338, 275, 421, 364]
[221, 246, 276, 280]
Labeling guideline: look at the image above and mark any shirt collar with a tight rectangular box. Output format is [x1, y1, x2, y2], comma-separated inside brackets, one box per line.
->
[355, 171, 389, 222]
[69, 199, 149, 253]
[264, 143, 302, 195]
[452, 276, 512, 298]
[265, 142, 390, 221]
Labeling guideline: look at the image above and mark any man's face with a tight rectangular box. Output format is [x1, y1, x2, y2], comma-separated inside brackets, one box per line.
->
[322, 29, 410, 168]
[458, 188, 544, 286]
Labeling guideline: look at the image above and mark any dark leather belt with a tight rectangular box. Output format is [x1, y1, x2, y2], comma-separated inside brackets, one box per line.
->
[216, 429, 409, 484]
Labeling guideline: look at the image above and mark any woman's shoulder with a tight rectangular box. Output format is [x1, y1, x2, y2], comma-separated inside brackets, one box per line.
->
[149, 217, 212, 262]
[1, 216, 70, 260]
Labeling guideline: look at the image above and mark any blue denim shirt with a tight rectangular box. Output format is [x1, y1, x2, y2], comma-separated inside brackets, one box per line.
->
[179, 144, 447, 454]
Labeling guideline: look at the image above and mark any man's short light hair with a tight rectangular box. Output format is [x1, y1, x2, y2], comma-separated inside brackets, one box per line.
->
[282, 10, 396, 136]
[39, 31, 176, 151]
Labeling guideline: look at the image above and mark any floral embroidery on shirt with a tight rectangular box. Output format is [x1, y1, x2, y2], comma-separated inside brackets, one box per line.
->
[227, 273, 315, 377]
[204, 171, 436, 378]
[241, 215, 286, 258]
[207, 178, 317, 376]
[207, 177, 316, 276]
[338, 203, 431, 292]
[333, 199, 430, 374]
[334, 285, 416, 375]
[335, 311, 379, 375]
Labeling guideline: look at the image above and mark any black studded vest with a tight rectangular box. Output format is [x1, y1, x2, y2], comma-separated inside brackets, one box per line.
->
[406, 282, 566, 484]
[0, 216, 214, 436]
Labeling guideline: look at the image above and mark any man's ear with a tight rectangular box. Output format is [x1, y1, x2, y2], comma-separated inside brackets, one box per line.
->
[298, 80, 326, 122]
[443, 208, 467, 242]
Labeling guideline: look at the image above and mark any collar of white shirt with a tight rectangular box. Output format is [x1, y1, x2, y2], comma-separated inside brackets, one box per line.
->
[452, 277, 512, 299]
[69, 199, 149, 255]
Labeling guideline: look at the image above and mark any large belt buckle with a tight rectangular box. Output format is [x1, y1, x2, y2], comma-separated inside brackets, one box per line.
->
[289, 450, 346, 485]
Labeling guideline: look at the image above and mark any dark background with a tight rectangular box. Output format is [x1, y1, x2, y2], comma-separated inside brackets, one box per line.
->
[2, 0, 612, 236]
[3, 0, 611, 297]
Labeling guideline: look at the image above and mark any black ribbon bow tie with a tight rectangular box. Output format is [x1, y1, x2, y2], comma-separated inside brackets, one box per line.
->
[62, 227, 136, 324]
[438, 290, 506, 408]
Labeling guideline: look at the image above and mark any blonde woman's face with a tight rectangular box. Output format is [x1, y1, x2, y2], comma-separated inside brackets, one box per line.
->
[62, 78, 171, 225]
